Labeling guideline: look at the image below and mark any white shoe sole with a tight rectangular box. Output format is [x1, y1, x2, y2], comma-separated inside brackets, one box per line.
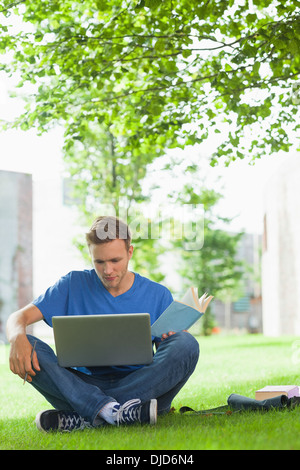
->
[35, 410, 47, 432]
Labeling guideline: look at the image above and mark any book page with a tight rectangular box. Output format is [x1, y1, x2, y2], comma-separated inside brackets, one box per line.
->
[180, 287, 199, 309]
[199, 292, 214, 313]
[179, 287, 213, 313]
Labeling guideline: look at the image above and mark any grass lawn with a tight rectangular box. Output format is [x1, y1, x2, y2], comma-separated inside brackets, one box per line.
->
[1, 333, 300, 451]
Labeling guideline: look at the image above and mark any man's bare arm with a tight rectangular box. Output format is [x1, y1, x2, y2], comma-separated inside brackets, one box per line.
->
[6, 304, 43, 382]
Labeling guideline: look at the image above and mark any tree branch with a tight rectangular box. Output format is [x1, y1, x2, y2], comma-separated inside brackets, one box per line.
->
[0, 0, 26, 14]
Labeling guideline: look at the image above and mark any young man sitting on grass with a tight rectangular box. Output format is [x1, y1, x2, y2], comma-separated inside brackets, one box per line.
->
[6, 216, 199, 432]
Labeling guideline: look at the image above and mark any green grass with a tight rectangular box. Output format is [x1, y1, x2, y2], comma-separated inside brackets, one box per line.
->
[1, 334, 300, 450]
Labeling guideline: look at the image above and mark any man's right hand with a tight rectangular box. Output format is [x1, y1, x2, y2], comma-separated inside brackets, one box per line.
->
[6, 304, 43, 382]
[9, 334, 40, 382]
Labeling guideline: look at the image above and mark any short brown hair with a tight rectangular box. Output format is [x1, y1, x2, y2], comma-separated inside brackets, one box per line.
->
[86, 216, 132, 250]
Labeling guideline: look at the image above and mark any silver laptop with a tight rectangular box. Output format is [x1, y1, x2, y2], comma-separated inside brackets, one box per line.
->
[52, 313, 153, 368]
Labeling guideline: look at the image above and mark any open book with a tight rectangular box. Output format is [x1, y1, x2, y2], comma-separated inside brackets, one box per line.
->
[151, 287, 213, 337]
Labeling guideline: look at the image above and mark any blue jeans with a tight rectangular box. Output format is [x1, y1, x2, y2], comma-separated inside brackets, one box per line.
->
[27, 331, 199, 426]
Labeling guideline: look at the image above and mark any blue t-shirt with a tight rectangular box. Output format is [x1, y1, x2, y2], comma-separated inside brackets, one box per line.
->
[33, 269, 173, 375]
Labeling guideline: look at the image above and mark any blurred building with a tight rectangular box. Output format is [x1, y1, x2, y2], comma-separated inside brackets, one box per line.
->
[262, 154, 300, 336]
[0, 169, 88, 343]
[0, 170, 33, 342]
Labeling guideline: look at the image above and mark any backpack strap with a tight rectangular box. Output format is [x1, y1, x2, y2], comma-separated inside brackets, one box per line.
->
[179, 404, 238, 415]
[180, 393, 298, 415]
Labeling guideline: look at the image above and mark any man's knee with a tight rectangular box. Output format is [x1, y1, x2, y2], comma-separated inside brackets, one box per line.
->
[162, 331, 200, 365]
[178, 331, 200, 362]
[26, 334, 57, 362]
[174, 330, 199, 351]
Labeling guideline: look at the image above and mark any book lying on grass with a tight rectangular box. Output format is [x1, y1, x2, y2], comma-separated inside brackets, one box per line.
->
[151, 287, 213, 337]
[255, 385, 299, 401]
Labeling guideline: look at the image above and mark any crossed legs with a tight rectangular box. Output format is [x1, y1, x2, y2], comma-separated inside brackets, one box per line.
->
[27, 331, 200, 426]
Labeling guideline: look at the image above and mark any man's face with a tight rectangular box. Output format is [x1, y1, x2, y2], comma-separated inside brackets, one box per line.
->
[89, 239, 134, 295]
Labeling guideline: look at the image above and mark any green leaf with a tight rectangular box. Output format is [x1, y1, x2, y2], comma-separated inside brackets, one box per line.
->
[252, 61, 260, 75]
[154, 39, 165, 52]
[246, 13, 257, 23]
[145, 0, 161, 9]
[182, 49, 192, 59]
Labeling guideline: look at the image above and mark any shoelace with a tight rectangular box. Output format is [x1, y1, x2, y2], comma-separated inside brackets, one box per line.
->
[113, 399, 142, 426]
[58, 412, 86, 432]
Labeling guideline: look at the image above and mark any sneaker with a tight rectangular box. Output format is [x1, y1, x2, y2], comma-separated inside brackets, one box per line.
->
[35, 409, 86, 433]
[112, 398, 157, 426]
